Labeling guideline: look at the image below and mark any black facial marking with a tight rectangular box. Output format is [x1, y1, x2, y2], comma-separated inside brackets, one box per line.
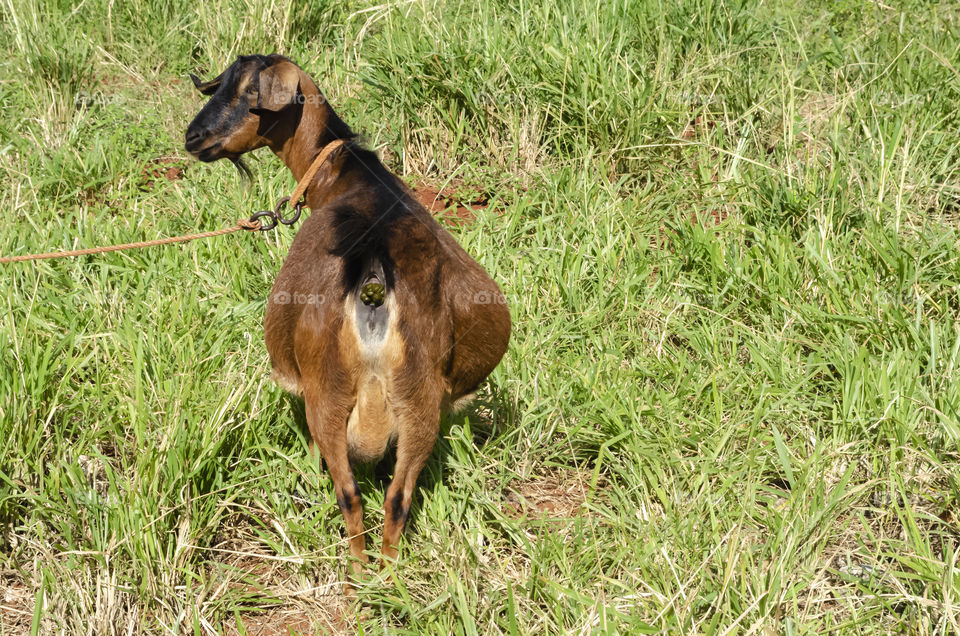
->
[212, 92, 251, 133]
[185, 55, 269, 160]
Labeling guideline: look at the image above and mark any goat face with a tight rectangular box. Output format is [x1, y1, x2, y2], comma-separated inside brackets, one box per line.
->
[185, 54, 301, 163]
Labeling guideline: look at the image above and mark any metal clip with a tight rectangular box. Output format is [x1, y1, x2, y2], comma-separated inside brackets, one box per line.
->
[248, 196, 304, 232]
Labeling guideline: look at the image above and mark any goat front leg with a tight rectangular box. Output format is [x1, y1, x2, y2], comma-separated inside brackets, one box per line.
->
[304, 389, 368, 582]
[381, 394, 441, 566]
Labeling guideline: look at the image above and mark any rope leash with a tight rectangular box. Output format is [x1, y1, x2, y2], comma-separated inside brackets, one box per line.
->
[0, 139, 345, 265]
[0, 219, 262, 264]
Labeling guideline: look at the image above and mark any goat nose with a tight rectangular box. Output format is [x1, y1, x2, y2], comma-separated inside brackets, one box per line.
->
[185, 127, 205, 147]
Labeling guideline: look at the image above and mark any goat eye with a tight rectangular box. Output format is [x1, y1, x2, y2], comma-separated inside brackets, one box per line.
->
[245, 85, 257, 95]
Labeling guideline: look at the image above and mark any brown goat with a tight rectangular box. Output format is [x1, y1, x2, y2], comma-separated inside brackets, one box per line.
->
[185, 54, 510, 577]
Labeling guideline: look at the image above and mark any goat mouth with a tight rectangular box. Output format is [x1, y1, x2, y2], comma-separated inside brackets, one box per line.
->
[186, 141, 224, 161]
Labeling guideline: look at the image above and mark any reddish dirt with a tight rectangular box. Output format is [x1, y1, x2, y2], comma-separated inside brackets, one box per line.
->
[412, 184, 492, 226]
[680, 116, 717, 141]
[140, 156, 185, 189]
[693, 207, 728, 226]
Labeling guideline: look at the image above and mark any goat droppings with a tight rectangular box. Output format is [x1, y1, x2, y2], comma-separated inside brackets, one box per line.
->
[360, 283, 385, 307]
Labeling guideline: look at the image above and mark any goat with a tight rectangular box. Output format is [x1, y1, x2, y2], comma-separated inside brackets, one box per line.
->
[185, 54, 510, 579]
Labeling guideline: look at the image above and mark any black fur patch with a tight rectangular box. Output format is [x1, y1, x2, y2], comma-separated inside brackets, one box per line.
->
[328, 142, 415, 294]
[337, 479, 361, 513]
[332, 208, 397, 291]
[232, 157, 253, 181]
[390, 490, 408, 525]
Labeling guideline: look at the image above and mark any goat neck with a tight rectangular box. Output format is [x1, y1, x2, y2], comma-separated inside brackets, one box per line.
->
[269, 72, 351, 202]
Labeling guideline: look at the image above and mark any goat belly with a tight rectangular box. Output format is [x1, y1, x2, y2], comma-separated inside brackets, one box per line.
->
[341, 291, 403, 464]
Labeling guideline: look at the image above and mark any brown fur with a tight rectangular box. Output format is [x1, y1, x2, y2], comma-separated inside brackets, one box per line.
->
[186, 54, 510, 580]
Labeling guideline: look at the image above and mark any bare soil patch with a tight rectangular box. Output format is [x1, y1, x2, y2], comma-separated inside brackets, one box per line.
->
[208, 512, 353, 635]
[140, 156, 185, 189]
[502, 468, 604, 519]
[224, 606, 325, 636]
[0, 575, 31, 634]
[412, 183, 493, 226]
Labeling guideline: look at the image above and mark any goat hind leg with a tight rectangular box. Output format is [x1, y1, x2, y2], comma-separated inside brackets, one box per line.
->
[304, 390, 368, 577]
[381, 398, 440, 566]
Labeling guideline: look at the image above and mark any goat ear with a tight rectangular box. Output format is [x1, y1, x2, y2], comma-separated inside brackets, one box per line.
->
[190, 72, 222, 96]
[256, 62, 300, 111]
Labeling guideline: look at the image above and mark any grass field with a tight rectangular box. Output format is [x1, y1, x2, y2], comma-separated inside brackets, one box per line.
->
[1, 0, 959, 633]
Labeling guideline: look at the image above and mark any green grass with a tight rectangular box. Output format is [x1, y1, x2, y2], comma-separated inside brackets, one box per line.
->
[1, 0, 959, 632]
